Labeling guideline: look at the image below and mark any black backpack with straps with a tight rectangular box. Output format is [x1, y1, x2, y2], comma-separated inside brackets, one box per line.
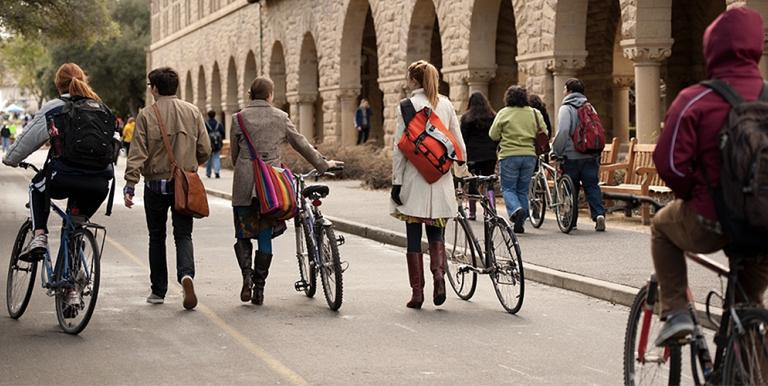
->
[50, 96, 119, 170]
[700, 80, 768, 256]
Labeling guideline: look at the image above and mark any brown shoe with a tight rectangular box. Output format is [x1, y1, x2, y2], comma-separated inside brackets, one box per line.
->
[429, 241, 447, 306]
[406, 252, 424, 309]
[181, 275, 197, 310]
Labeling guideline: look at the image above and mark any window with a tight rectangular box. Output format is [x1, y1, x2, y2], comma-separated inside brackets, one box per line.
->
[173, 4, 181, 32]
[185, 0, 191, 26]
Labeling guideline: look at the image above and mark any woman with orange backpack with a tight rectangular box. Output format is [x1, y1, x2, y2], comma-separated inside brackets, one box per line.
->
[391, 60, 467, 309]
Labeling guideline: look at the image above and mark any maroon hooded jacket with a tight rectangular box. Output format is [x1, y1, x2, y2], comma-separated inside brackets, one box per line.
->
[654, 7, 765, 220]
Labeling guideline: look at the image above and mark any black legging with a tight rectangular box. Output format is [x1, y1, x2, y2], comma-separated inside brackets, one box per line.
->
[406, 222, 444, 253]
[30, 171, 110, 233]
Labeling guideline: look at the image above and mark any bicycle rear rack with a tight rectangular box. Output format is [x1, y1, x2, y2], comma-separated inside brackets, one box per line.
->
[294, 280, 310, 292]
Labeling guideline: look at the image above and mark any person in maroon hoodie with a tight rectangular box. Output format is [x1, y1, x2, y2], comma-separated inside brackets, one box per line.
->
[651, 6, 768, 346]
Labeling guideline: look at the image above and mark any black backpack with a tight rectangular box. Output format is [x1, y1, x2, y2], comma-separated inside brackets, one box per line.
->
[208, 122, 223, 152]
[701, 80, 768, 256]
[0, 126, 10, 138]
[50, 97, 119, 170]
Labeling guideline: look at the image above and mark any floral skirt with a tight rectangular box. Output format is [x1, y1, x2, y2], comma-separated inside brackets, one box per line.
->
[233, 200, 286, 239]
[391, 210, 448, 228]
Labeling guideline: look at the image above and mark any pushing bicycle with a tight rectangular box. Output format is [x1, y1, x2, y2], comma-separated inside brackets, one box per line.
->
[6, 162, 104, 334]
[446, 174, 525, 314]
[293, 167, 347, 311]
[620, 193, 768, 385]
[527, 154, 578, 233]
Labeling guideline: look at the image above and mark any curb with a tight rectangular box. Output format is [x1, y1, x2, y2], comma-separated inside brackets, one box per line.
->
[206, 187, 640, 308]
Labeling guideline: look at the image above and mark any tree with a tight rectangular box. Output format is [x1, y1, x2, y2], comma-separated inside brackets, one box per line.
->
[0, 0, 115, 43]
[0, 36, 51, 107]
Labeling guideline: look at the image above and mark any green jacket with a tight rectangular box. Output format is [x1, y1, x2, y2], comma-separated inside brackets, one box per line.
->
[489, 106, 544, 159]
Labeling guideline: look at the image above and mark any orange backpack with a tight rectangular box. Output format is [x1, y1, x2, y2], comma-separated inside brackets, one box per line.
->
[398, 98, 464, 184]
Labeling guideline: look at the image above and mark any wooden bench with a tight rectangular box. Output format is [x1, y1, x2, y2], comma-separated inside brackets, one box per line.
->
[599, 137, 620, 185]
[599, 138, 671, 225]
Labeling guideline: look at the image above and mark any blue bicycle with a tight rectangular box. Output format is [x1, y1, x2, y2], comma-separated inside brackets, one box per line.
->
[6, 162, 105, 334]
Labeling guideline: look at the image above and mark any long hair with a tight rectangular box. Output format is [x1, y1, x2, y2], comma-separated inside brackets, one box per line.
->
[407, 60, 440, 107]
[462, 91, 496, 124]
[528, 94, 547, 116]
[54, 63, 101, 102]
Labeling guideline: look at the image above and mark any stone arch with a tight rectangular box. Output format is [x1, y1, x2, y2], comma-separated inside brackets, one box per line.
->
[269, 41, 288, 112]
[184, 70, 194, 103]
[298, 32, 322, 143]
[243, 50, 258, 106]
[406, 0, 448, 96]
[553, 0, 590, 52]
[225, 56, 239, 134]
[196, 65, 207, 113]
[210, 61, 223, 123]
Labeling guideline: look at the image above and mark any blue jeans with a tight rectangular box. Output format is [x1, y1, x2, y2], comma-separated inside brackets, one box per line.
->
[1, 137, 9, 153]
[206, 151, 221, 177]
[562, 157, 606, 223]
[499, 156, 536, 220]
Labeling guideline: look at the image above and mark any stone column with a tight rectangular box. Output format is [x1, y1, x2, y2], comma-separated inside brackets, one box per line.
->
[338, 87, 360, 146]
[297, 93, 317, 141]
[443, 70, 469, 114]
[623, 42, 672, 144]
[547, 55, 586, 128]
[222, 103, 239, 138]
[377, 77, 407, 155]
[286, 93, 300, 128]
[467, 68, 496, 99]
[612, 76, 634, 144]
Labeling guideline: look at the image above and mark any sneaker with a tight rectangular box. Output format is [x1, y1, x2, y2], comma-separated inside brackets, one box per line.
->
[509, 207, 523, 224]
[513, 224, 525, 234]
[654, 311, 694, 347]
[181, 275, 198, 310]
[28, 233, 48, 254]
[146, 293, 165, 304]
[215, 173, 220, 179]
[595, 215, 606, 232]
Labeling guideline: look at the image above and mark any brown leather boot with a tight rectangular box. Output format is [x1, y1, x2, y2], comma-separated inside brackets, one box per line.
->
[406, 252, 424, 309]
[429, 241, 447, 306]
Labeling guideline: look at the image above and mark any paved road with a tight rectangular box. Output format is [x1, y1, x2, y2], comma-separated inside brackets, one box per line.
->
[0, 154, 630, 384]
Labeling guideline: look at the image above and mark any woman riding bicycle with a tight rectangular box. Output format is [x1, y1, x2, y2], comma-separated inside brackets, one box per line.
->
[230, 76, 342, 306]
[2, 63, 116, 307]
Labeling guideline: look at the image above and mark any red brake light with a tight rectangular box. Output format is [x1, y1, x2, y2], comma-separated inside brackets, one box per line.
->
[312, 199, 322, 207]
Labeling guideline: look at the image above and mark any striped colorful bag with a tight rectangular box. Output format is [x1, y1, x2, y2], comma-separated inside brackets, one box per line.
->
[236, 113, 298, 220]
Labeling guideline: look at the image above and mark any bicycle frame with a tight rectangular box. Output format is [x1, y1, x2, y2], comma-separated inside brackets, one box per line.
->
[455, 178, 499, 273]
[294, 172, 336, 275]
[533, 157, 565, 210]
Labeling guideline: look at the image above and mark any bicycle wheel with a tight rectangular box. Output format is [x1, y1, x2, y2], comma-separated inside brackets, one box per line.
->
[294, 217, 317, 298]
[446, 218, 477, 300]
[555, 175, 577, 234]
[722, 308, 768, 385]
[528, 173, 546, 228]
[488, 218, 524, 314]
[55, 228, 100, 335]
[623, 283, 682, 386]
[6, 220, 38, 319]
[319, 226, 343, 311]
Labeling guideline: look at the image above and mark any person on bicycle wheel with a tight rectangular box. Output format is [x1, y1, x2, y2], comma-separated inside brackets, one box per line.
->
[651, 7, 768, 346]
[2, 63, 116, 305]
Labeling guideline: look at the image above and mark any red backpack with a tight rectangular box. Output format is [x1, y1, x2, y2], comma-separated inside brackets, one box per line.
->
[571, 102, 606, 154]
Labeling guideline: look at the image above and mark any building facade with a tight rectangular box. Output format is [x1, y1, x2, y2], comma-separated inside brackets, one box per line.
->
[148, 0, 768, 148]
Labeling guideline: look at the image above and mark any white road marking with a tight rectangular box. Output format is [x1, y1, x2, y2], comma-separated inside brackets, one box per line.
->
[393, 323, 417, 333]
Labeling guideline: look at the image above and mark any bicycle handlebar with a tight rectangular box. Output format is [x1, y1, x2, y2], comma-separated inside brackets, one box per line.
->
[459, 174, 498, 184]
[18, 162, 40, 173]
[301, 167, 343, 179]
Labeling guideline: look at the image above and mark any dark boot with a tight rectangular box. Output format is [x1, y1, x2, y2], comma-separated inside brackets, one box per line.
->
[234, 240, 253, 302]
[252, 251, 273, 305]
[468, 199, 477, 220]
[429, 241, 447, 306]
[406, 252, 424, 309]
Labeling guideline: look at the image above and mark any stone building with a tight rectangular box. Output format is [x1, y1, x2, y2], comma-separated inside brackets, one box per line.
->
[148, 0, 768, 148]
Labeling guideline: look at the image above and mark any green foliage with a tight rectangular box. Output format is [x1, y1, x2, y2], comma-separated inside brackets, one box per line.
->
[0, 0, 116, 43]
[0, 36, 51, 106]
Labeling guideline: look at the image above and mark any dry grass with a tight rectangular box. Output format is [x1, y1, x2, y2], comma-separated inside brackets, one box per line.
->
[281, 143, 392, 190]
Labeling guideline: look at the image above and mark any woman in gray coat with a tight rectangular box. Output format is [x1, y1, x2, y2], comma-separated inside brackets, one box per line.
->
[230, 76, 342, 306]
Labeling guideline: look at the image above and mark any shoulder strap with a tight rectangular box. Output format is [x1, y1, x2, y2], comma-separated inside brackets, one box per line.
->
[151, 104, 178, 168]
[399, 98, 417, 127]
[700, 79, 743, 107]
[235, 112, 259, 161]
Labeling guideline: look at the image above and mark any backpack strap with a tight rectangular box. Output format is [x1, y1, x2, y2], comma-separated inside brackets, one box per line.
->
[399, 98, 417, 128]
[700, 79, 744, 107]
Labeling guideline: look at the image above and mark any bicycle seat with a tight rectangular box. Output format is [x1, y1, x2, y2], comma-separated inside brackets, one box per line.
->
[302, 185, 329, 199]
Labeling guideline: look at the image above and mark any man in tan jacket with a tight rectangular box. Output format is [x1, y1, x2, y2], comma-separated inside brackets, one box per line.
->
[124, 67, 211, 310]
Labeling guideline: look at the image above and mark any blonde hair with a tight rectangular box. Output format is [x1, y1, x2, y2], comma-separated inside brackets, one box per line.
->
[54, 63, 101, 102]
[407, 60, 440, 107]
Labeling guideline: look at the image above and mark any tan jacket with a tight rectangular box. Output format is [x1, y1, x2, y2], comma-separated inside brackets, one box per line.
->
[231, 99, 329, 207]
[124, 96, 211, 188]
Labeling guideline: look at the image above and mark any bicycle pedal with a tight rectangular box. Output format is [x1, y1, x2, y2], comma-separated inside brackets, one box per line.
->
[340, 261, 350, 273]
[336, 235, 345, 246]
[294, 280, 309, 292]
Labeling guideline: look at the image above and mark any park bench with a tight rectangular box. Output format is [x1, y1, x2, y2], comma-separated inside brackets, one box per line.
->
[599, 138, 671, 225]
[599, 137, 620, 185]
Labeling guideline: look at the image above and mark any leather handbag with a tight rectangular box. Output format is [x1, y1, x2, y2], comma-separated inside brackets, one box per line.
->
[152, 105, 210, 218]
[533, 108, 551, 156]
[235, 113, 298, 220]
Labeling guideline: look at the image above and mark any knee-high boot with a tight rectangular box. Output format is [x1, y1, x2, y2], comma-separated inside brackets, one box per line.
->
[429, 241, 447, 306]
[406, 252, 425, 309]
[234, 240, 253, 302]
[252, 251, 273, 305]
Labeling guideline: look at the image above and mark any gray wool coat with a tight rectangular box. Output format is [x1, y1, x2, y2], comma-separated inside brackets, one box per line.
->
[230, 99, 329, 207]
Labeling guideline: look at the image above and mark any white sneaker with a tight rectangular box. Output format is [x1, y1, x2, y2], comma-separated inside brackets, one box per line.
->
[28, 234, 48, 254]
[146, 293, 164, 304]
[595, 215, 606, 232]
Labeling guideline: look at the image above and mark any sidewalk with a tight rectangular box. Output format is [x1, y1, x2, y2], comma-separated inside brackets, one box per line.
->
[203, 166, 729, 309]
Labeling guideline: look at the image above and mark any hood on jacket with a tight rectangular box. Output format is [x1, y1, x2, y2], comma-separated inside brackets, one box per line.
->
[704, 6, 764, 79]
[562, 92, 588, 108]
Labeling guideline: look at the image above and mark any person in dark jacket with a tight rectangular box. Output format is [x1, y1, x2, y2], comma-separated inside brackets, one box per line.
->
[355, 98, 372, 145]
[460, 91, 497, 220]
[651, 6, 768, 346]
[528, 94, 552, 138]
[206, 110, 225, 178]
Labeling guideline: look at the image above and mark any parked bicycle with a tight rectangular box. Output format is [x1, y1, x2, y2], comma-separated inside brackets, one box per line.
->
[620, 193, 768, 385]
[527, 154, 577, 233]
[293, 167, 347, 311]
[446, 174, 524, 314]
[6, 162, 104, 334]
